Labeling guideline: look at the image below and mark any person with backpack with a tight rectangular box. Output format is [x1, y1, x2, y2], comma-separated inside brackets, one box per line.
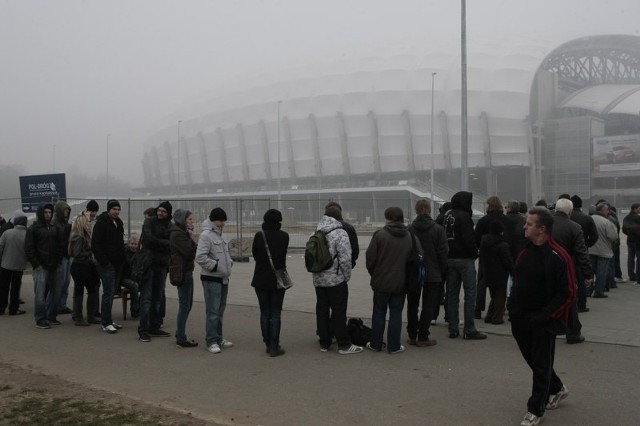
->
[365, 206, 418, 354]
[311, 205, 362, 355]
[324, 202, 359, 267]
[407, 200, 448, 347]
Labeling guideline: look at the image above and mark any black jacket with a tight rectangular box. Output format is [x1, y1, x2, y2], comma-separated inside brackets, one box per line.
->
[341, 220, 359, 267]
[444, 191, 478, 259]
[504, 211, 526, 260]
[91, 211, 126, 266]
[551, 211, 593, 279]
[474, 211, 510, 246]
[141, 216, 172, 265]
[251, 222, 289, 290]
[571, 208, 599, 248]
[24, 203, 63, 271]
[170, 224, 197, 273]
[479, 233, 513, 289]
[409, 213, 448, 282]
[623, 212, 640, 244]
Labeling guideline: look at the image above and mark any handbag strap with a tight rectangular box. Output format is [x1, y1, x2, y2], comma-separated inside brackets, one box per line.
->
[260, 231, 277, 272]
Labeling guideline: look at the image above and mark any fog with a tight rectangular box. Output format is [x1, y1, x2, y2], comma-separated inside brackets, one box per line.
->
[1, 0, 639, 194]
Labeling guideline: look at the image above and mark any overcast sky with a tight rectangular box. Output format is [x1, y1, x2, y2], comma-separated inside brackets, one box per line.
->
[1, 0, 639, 188]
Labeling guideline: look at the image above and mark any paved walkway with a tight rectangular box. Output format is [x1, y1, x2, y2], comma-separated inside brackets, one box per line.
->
[1, 257, 639, 425]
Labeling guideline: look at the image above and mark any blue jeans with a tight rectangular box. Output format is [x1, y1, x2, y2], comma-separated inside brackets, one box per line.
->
[58, 257, 72, 311]
[255, 287, 285, 351]
[176, 272, 194, 343]
[96, 263, 123, 327]
[43, 263, 65, 320]
[202, 280, 229, 347]
[370, 291, 405, 352]
[138, 264, 168, 336]
[627, 242, 639, 281]
[590, 255, 610, 296]
[33, 266, 59, 323]
[446, 258, 478, 334]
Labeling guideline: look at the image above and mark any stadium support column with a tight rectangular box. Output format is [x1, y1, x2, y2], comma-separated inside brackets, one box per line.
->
[283, 116, 297, 179]
[401, 110, 417, 177]
[164, 141, 176, 188]
[460, 0, 469, 191]
[182, 137, 193, 192]
[236, 124, 250, 183]
[259, 120, 273, 181]
[337, 112, 351, 181]
[216, 127, 230, 190]
[368, 111, 382, 182]
[480, 112, 495, 195]
[309, 114, 322, 188]
[198, 132, 212, 186]
[152, 146, 162, 187]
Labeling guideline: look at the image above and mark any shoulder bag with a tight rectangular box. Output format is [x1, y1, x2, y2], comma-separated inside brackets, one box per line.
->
[261, 231, 294, 290]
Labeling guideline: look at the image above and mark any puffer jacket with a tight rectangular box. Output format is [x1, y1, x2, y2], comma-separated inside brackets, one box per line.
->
[409, 214, 448, 283]
[25, 203, 63, 271]
[69, 234, 92, 265]
[0, 225, 28, 271]
[312, 215, 352, 288]
[366, 221, 416, 294]
[196, 219, 233, 284]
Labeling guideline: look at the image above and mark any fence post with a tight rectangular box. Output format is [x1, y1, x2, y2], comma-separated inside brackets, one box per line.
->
[127, 198, 131, 239]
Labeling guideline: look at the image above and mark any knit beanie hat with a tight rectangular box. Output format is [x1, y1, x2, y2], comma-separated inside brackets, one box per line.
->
[263, 209, 282, 224]
[209, 207, 227, 221]
[107, 199, 121, 210]
[86, 199, 99, 212]
[157, 201, 173, 216]
[173, 209, 192, 227]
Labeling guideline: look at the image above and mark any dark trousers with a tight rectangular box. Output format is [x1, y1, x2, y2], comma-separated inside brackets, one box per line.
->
[138, 264, 167, 336]
[511, 318, 564, 418]
[255, 287, 285, 351]
[0, 268, 23, 314]
[70, 262, 99, 320]
[613, 242, 622, 279]
[485, 280, 507, 324]
[315, 282, 349, 349]
[627, 242, 639, 281]
[476, 272, 487, 313]
[406, 281, 441, 340]
[371, 291, 406, 352]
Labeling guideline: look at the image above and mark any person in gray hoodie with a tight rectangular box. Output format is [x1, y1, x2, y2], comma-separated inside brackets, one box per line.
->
[196, 207, 234, 354]
[0, 212, 28, 315]
[312, 206, 362, 355]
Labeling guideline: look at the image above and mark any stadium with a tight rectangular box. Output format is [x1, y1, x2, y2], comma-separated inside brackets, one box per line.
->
[140, 34, 640, 218]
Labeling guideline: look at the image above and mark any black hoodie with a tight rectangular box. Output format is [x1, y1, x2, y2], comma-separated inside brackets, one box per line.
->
[410, 214, 448, 282]
[444, 191, 478, 259]
[24, 202, 63, 271]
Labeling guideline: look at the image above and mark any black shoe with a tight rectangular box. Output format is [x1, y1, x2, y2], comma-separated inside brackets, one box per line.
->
[269, 347, 286, 357]
[149, 329, 171, 337]
[139, 335, 151, 342]
[87, 316, 101, 324]
[58, 307, 73, 315]
[36, 321, 51, 329]
[177, 339, 198, 348]
[578, 307, 590, 313]
[593, 294, 608, 298]
[567, 335, 585, 344]
[9, 309, 26, 315]
[19, 299, 25, 305]
[474, 311, 482, 320]
[48, 319, 62, 326]
[449, 331, 460, 339]
[463, 331, 487, 340]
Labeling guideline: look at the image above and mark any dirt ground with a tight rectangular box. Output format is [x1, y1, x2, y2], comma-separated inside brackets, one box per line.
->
[0, 362, 212, 426]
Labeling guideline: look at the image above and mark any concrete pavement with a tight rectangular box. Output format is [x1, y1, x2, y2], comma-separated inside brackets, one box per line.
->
[1, 256, 639, 425]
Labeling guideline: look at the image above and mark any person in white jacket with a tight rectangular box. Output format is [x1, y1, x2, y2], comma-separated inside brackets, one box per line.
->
[196, 208, 234, 354]
[588, 203, 619, 298]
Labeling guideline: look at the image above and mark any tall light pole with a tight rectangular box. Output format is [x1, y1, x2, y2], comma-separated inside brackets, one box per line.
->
[177, 120, 182, 197]
[460, 0, 469, 191]
[277, 100, 282, 209]
[106, 134, 110, 198]
[430, 72, 437, 214]
[52, 145, 56, 173]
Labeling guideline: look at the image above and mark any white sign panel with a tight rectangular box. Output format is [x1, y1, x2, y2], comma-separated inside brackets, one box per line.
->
[593, 134, 640, 172]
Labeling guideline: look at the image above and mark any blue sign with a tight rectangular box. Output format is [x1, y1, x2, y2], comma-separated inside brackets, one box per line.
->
[19, 173, 67, 213]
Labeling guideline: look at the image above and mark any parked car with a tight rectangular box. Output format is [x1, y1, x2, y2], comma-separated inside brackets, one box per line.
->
[606, 145, 635, 163]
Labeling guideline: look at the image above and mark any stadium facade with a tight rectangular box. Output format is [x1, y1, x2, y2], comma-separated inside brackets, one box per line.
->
[141, 35, 640, 212]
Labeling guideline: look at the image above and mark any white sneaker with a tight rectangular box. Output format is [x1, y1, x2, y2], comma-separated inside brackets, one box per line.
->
[547, 385, 569, 409]
[208, 343, 221, 354]
[111, 322, 123, 330]
[390, 345, 406, 354]
[102, 324, 118, 334]
[338, 344, 363, 355]
[430, 320, 437, 326]
[614, 277, 627, 283]
[221, 339, 233, 348]
[520, 412, 541, 426]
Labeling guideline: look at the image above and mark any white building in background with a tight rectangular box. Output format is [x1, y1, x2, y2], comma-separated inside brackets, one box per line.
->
[141, 35, 640, 210]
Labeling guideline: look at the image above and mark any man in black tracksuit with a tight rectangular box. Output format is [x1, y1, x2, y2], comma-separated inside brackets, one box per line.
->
[508, 206, 574, 426]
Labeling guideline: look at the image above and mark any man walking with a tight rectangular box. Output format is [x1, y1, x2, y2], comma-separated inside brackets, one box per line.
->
[444, 191, 486, 340]
[91, 199, 126, 334]
[25, 203, 63, 329]
[509, 206, 575, 426]
[622, 203, 640, 285]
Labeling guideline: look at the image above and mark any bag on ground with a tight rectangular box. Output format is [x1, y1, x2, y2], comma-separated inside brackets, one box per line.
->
[347, 317, 372, 346]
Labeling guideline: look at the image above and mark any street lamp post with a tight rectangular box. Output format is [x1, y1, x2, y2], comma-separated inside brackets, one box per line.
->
[430, 72, 437, 214]
[460, 0, 469, 191]
[277, 100, 282, 209]
[177, 120, 182, 197]
[106, 134, 110, 198]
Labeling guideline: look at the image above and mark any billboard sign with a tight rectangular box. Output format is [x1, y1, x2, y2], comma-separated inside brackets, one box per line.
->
[19, 173, 67, 213]
[593, 134, 640, 172]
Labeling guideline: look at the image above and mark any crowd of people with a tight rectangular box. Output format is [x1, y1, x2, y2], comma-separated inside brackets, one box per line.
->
[0, 192, 637, 425]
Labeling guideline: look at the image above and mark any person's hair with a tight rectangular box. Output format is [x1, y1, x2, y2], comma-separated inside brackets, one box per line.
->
[507, 200, 520, 212]
[486, 196, 503, 214]
[324, 201, 342, 211]
[144, 207, 156, 218]
[324, 205, 342, 221]
[415, 199, 430, 215]
[631, 203, 640, 211]
[596, 202, 609, 213]
[535, 199, 548, 207]
[554, 198, 573, 215]
[384, 206, 404, 222]
[128, 234, 139, 243]
[558, 193, 571, 200]
[68, 214, 91, 256]
[519, 201, 528, 214]
[528, 206, 553, 233]
[570, 195, 583, 208]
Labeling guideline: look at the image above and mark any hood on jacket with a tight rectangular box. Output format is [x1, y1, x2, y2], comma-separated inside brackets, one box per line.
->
[317, 215, 342, 233]
[173, 209, 191, 229]
[411, 214, 436, 232]
[201, 218, 223, 234]
[384, 221, 409, 237]
[451, 191, 473, 216]
[54, 201, 71, 224]
[480, 233, 504, 249]
[36, 203, 55, 224]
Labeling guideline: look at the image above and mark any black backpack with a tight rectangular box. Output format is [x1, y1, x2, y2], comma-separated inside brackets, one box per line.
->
[347, 317, 372, 346]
